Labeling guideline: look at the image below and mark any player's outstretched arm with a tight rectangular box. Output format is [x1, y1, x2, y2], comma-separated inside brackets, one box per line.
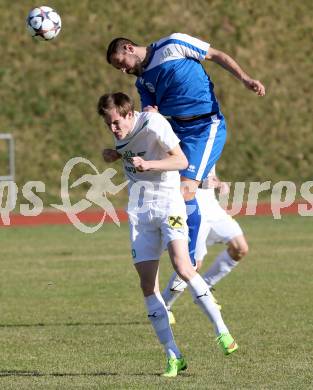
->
[131, 145, 188, 172]
[102, 148, 121, 163]
[205, 47, 266, 96]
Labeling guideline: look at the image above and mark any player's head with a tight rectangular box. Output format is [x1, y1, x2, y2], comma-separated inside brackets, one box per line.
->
[106, 37, 143, 76]
[97, 92, 135, 140]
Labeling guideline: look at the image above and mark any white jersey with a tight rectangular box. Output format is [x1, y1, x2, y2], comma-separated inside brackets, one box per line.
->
[115, 111, 181, 204]
[116, 111, 188, 262]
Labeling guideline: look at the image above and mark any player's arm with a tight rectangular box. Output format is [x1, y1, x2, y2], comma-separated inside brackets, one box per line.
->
[131, 145, 188, 172]
[207, 174, 230, 195]
[102, 148, 121, 162]
[205, 47, 266, 96]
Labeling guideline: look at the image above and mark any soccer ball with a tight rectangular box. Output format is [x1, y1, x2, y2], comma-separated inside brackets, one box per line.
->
[26, 6, 61, 40]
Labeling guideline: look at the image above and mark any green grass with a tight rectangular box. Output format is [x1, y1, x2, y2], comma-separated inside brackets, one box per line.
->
[0, 215, 312, 389]
[0, 1, 313, 205]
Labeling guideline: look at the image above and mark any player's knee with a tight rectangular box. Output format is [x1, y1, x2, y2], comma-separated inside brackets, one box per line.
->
[176, 267, 196, 282]
[241, 241, 249, 257]
[196, 260, 203, 271]
[228, 237, 249, 261]
[174, 263, 196, 282]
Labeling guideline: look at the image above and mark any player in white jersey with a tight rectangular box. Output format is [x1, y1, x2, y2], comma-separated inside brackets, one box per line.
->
[106, 33, 265, 268]
[97, 92, 238, 377]
[162, 169, 249, 322]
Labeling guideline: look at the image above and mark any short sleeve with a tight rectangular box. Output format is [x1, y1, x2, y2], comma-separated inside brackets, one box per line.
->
[169, 33, 210, 61]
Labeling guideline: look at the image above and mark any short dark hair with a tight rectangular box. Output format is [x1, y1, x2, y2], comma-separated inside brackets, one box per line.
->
[97, 92, 135, 118]
[106, 37, 138, 64]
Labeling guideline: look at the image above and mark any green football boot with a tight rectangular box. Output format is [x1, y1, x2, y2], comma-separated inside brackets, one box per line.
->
[162, 356, 187, 377]
[217, 333, 238, 355]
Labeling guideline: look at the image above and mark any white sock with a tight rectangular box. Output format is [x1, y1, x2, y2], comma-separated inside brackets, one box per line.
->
[162, 272, 187, 310]
[187, 273, 229, 335]
[144, 292, 181, 358]
[203, 250, 238, 288]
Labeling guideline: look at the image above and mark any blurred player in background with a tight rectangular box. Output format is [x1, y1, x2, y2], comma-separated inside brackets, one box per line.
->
[162, 167, 249, 323]
[106, 33, 265, 268]
[97, 92, 238, 377]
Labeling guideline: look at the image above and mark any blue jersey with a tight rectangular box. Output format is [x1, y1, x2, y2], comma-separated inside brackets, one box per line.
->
[135, 33, 220, 118]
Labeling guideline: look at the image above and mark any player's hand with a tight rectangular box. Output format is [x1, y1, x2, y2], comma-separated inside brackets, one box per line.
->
[207, 175, 221, 189]
[242, 78, 266, 96]
[102, 148, 121, 163]
[219, 181, 230, 195]
[143, 105, 159, 113]
[207, 175, 230, 194]
[131, 156, 151, 171]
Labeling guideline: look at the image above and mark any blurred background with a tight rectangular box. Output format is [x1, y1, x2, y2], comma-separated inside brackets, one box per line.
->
[0, 0, 312, 207]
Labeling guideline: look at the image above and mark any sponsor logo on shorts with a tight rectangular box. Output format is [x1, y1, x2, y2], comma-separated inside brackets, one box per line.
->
[168, 215, 184, 229]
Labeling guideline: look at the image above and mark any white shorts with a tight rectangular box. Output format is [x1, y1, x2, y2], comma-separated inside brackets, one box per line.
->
[195, 214, 243, 261]
[128, 200, 188, 263]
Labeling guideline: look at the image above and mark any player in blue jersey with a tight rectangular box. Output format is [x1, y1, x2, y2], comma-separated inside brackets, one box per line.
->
[106, 33, 265, 266]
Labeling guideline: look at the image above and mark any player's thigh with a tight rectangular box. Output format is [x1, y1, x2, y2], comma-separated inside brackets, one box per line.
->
[207, 215, 243, 246]
[128, 212, 162, 264]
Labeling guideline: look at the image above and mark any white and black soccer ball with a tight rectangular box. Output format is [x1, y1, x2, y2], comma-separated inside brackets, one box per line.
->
[26, 6, 61, 40]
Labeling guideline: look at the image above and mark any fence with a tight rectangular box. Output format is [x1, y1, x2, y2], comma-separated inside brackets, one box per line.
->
[0, 133, 15, 210]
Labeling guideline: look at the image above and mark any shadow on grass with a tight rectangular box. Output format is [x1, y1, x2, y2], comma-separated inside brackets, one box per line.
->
[0, 370, 118, 377]
[0, 321, 145, 328]
[0, 370, 174, 377]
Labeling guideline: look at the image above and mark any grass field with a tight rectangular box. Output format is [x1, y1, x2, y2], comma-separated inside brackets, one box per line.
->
[0, 215, 312, 389]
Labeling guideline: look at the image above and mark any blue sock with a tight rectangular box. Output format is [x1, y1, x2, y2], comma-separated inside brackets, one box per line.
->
[185, 197, 201, 266]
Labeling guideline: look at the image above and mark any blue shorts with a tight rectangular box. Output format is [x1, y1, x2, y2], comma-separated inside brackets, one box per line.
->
[169, 113, 227, 181]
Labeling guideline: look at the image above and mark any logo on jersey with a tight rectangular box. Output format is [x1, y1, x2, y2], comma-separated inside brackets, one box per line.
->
[122, 150, 146, 163]
[160, 47, 173, 61]
[168, 215, 184, 229]
[138, 78, 155, 93]
[145, 82, 155, 93]
[122, 150, 147, 174]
